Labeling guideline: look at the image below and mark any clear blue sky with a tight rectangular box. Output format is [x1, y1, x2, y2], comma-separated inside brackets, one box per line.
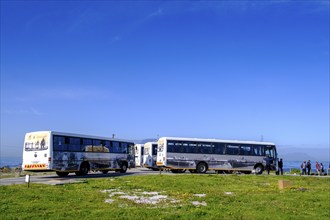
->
[1, 1, 329, 158]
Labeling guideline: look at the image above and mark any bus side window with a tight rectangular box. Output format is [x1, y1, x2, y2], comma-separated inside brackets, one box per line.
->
[128, 143, 134, 155]
[240, 145, 252, 155]
[167, 141, 174, 152]
[214, 143, 225, 154]
[65, 137, 70, 145]
[182, 142, 189, 153]
[173, 142, 182, 153]
[201, 143, 212, 154]
[92, 139, 102, 152]
[82, 139, 92, 152]
[53, 136, 67, 151]
[226, 145, 239, 155]
[196, 143, 202, 153]
[121, 143, 127, 153]
[188, 142, 197, 154]
[253, 145, 263, 156]
[112, 142, 120, 153]
[69, 137, 80, 152]
[102, 140, 110, 152]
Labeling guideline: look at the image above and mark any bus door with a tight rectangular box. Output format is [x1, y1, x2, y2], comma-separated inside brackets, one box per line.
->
[143, 145, 151, 167]
[152, 144, 158, 167]
[127, 143, 135, 168]
[265, 145, 277, 170]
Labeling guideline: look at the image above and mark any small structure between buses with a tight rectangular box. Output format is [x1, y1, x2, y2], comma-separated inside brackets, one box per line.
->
[134, 144, 144, 167]
[22, 131, 135, 177]
[142, 142, 159, 171]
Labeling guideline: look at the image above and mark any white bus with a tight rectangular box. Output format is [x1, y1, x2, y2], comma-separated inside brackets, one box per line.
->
[22, 131, 135, 177]
[156, 137, 277, 174]
[143, 142, 159, 171]
[134, 144, 144, 167]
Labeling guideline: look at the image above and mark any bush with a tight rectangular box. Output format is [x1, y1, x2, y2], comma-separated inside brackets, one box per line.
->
[0, 166, 13, 173]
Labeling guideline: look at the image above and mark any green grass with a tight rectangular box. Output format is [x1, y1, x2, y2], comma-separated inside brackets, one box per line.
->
[1, 174, 329, 219]
[0, 166, 56, 179]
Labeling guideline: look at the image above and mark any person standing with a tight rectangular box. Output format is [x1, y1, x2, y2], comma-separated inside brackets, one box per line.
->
[301, 161, 307, 175]
[315, 162, 321, 175]
[278, 158, 283, 175]
[320, 163, 324, 176]
[264, 156, 271, 175]
[307, 160, 312, 175]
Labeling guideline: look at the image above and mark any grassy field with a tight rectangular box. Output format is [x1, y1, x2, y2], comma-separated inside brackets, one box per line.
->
[1, 174, 329, 219]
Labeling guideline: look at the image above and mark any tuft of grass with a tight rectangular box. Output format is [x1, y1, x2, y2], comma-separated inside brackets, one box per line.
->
[1, 175, 329, 219]
[289, 168, 301, 174]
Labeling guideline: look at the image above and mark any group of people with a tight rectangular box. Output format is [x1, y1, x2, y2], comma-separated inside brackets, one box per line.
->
[263, 157, 328, 176]
[300, 160, 325, 175]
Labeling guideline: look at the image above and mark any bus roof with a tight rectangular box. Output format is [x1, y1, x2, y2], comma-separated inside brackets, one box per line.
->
[144, 141, 158, 145]
[158, 137, 275, 146]
[25, 131, 135, 143]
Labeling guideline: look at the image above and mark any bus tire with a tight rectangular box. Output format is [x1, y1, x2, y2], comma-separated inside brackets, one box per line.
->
[255, 165, 264, 175]
[76, 162, 89, 176]
[102, 170, 109, 174]
[120, 162, 128, 173]
[196, 162, 208, 173]
[56, 171, 69, 177]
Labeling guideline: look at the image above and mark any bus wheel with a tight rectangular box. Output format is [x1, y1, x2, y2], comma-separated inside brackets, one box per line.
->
[120, 163, 128, 173]
[76, 162, 89, 176]
[56, 171, 69, 177]
[102, 170, 109, 174]
[196, 162, 208, 173]
[255, 165, 264, 175]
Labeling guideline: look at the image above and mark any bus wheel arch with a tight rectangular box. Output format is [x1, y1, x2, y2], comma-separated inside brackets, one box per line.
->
[254, 164, 264, 175]
[196, 162, 208, 173]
